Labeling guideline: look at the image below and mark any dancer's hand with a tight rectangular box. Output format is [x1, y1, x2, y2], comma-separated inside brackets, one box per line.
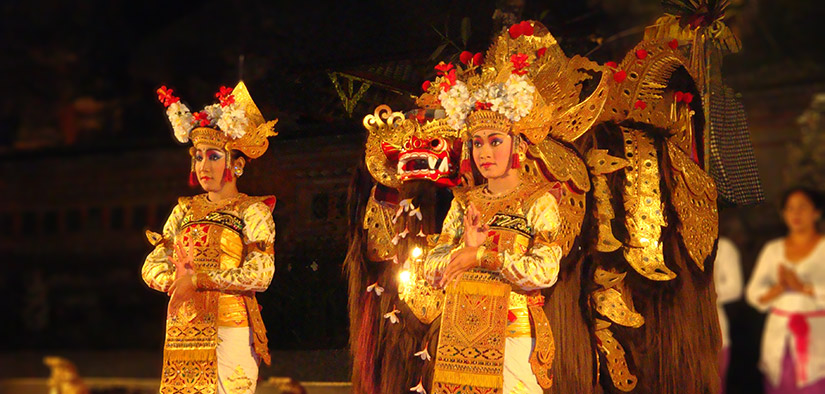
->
[439, 247, 478, 288]
[780, 265, 813, 295]
[169, 239, 194, 278]
[463, 203, 488, 248]
[167, 273, 196, 318]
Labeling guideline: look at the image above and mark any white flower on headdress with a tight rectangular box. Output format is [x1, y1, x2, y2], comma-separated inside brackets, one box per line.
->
[439, 81, 472, 129]
[502, 74, 535, 121]
[217, 102, 249, 139]
[166, 102, 194, 143]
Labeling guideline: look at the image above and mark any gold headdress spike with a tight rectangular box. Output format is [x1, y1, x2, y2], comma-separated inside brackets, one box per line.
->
[225, 81, 278, 160]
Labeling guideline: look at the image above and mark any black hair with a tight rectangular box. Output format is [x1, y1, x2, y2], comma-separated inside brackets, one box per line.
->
[781, 186, 824, 211]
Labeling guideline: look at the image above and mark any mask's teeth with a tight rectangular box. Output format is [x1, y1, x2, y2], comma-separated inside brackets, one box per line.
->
[428, 156, 437, 169]
[438, 158, 449, 172]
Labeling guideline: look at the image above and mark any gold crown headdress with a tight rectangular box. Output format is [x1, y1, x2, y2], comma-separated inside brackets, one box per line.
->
[157, 81, 278, 159]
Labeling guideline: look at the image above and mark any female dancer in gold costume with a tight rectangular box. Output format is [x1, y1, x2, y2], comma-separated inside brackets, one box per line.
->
[142, 82, 277, 394]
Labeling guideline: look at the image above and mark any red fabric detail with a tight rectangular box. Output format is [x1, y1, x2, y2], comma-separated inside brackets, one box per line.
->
[771, 309, 825, 383]
[222, 168, 232, 183]
[460, 51, 473, 65]
[613, 70, 627, 83]
[263, 197, 277, 212]
[189, 171, 198, 188]
[668, 39, 679, 49]
[634, 100, 647, 110]
[508, 310, 517, 323]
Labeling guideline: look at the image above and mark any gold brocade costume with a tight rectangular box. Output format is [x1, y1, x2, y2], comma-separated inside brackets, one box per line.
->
[142, 193, 275, 394]
[424, 180, 562, 393]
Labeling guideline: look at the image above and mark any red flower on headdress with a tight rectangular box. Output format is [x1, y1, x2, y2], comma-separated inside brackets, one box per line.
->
[605, 61, 618, 69]
[675, 91, 684, 102]
[157, 86, 180, 107]
[508, 21, 534, 39]
[635, 49, 648, 60]
[613, 70, 627, 83]
[460, 51, 473, 65]
[215, 86, 235, 107]
[192, 111, 210, 127]
[668, 39, 679, 50]
[439, 69, 457, 91]
[475, 101, 493, 111]
[634, 100, 647, 110]
[536, 47, 547, 58]
[434, 62, 454, 76]
[473, 52, 484, 66]
[682, 92, 694, 104]
[510, 53, 530, 76]
[421, 80, 431, 92]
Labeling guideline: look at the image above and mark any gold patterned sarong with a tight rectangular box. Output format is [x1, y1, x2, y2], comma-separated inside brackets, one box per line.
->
[433, 271, 511, 394]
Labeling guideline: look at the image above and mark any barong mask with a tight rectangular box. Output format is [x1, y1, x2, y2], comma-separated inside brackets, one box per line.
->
[157, 81, 278, 185]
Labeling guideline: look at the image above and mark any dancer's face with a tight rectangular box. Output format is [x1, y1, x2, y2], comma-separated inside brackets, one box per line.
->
[782, 191, 820, 233]
[193, 143, 228, 192]
[471, 128, 513, 180]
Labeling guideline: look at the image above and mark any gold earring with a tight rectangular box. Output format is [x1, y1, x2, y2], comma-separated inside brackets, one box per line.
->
[234, 167, 243, 177]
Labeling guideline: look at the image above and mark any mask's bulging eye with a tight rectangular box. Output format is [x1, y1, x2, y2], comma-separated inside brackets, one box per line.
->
[430, 139, 440, 148]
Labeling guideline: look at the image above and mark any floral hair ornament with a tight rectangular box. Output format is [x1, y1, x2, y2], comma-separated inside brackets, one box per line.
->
[426, 20, 611, 146]
[157, 81, 278, 184]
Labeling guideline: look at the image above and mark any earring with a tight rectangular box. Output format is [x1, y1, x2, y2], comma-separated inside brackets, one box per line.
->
[511, 153, 520, 169]
[234, 167, 243, 177]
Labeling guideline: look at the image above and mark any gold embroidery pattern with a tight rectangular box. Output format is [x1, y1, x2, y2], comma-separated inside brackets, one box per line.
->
[433, 271, 510, 394]
[621, 128, 675, 281]
[226, 365, 253, 394]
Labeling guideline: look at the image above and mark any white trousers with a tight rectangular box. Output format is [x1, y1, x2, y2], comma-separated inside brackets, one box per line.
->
[216, 326, 260, 394]
[502, 337, 543, 394]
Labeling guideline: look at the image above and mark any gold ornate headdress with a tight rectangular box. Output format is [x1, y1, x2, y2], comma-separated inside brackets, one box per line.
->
[157, 81, 278, 159]
[157, 81, 278, 184]
[423, 21, 610, 145]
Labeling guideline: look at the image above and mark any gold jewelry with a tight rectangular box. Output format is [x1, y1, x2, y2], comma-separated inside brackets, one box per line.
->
[234, 167, 243, 177]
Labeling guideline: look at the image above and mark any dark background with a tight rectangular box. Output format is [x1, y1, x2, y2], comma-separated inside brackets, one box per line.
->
[1, 0, 823, 391]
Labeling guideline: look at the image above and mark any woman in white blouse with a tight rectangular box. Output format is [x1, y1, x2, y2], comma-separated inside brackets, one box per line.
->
[746, 187, 825, 393]
[715, 236, 743, 394]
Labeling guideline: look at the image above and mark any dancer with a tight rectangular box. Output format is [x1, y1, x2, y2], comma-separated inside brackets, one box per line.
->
[746, 187, 825, 393]
[142, 81, 277, 394]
